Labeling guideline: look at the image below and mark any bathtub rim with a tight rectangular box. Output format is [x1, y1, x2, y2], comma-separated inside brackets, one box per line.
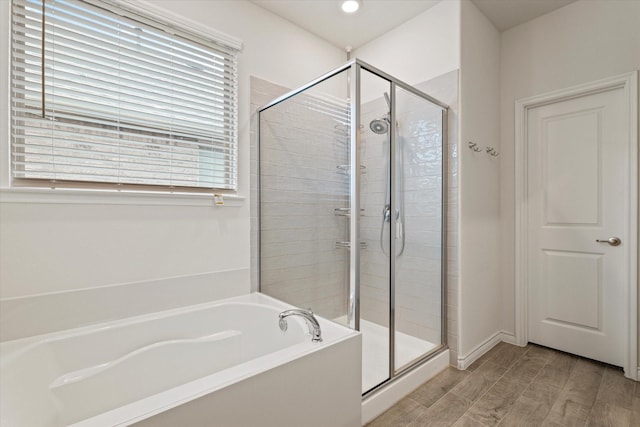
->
[1, 292, 347, 363]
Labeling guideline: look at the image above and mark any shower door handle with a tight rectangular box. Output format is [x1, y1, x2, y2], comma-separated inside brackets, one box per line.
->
[596, 237, 621, 246]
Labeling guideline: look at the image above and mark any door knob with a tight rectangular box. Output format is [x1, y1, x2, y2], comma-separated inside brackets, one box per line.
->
[596, 237, 621, 246]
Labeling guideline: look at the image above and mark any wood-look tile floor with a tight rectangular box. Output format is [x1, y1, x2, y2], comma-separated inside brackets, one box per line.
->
[366, 342, 638, 427]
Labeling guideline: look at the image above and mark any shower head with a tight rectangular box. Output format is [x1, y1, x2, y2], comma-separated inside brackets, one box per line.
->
[369, 117, 389, 134]
[370, 91, 392, 134]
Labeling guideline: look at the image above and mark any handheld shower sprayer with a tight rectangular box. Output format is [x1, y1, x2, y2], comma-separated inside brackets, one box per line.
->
[373, 91, 405, 257]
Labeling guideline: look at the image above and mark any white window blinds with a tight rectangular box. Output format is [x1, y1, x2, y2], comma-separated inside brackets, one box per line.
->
[11, 0, 239, 191]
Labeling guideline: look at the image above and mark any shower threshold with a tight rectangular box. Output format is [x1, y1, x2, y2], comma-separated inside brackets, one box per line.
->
[334, 317, 437, 393]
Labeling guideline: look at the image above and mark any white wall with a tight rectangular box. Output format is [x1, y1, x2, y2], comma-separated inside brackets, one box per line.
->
[0, 0, 344, 339]
[499, 0, 640, 336]
[352, 0, 460, 84]
[457, 0, 502, 363]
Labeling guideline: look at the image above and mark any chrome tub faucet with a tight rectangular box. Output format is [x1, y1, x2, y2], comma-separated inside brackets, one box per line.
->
[278, 309, 323, 343]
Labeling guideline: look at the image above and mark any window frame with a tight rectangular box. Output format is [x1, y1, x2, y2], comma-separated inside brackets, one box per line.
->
[6, 0, 243, 197]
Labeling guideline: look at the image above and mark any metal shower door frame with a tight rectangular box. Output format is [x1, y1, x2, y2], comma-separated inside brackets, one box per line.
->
[257, 58, 449, 396]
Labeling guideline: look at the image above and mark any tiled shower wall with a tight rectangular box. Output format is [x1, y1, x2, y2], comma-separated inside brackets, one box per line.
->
[250, 77, 350, 320]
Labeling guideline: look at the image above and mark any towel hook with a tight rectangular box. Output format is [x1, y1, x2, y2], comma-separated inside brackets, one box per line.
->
[468, 141, 482, 152]
[486, 146, 499, 157]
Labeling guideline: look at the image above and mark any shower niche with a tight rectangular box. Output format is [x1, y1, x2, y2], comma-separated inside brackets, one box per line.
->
[258, 59, 447, 395]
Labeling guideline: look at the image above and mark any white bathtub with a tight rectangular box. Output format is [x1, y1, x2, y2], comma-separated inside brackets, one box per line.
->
[0, 293, 361, 427]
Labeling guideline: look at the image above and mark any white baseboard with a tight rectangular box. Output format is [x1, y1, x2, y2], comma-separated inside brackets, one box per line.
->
[457, 331, 517, 370]
[500, 331, 518, 346]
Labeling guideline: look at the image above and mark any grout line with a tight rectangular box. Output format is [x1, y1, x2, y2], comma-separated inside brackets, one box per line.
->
[494, 347, 555, 423]
[411, 369, 472, 411]
[584, 363, 607, 425]
[463, 344, 542, 426]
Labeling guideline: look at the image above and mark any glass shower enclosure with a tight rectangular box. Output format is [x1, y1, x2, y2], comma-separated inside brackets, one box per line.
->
[258, 59, 447, 395]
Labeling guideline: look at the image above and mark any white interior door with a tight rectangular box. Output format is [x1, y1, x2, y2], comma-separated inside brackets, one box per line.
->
[527, 86, 629, 367]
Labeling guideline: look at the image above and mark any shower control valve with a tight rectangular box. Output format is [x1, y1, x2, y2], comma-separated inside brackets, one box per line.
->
[382, 205, 400, 222]
[383, 205, 391, 222]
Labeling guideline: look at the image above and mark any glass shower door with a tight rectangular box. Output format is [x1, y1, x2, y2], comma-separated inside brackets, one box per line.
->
[393, 86, 445, 372]
[259, 70, 351, 323]
[357, 73, 445, 391]
[359, 69, 391, 393]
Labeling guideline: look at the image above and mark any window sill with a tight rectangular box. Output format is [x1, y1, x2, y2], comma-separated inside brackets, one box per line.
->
[0, 188, 245, 207]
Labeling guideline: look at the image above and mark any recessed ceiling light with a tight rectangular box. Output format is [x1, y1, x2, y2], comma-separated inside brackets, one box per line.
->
[341, 0, 361, 14]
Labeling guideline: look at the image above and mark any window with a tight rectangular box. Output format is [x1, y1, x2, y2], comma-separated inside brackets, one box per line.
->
[11, 0, 239, 191]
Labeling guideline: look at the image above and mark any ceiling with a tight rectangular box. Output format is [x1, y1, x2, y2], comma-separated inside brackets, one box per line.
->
[472, 0, 577, 31]
[250, 0, 578, 50]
